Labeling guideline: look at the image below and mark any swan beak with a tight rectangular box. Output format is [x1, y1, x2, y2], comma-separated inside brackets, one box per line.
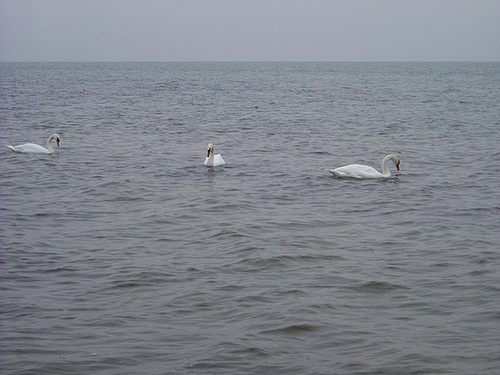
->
[56, 139, 60, 147]
[396, 162, 400, 171]
[207, 149, 211, 157]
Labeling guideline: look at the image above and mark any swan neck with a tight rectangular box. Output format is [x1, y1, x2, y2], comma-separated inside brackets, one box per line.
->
[47, 137, 54, 153]
[381, 156, 391, 177]
[207, 146, 215, 164]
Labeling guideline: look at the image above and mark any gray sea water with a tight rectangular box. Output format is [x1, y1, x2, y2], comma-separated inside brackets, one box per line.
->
[1, 62, 499, 374]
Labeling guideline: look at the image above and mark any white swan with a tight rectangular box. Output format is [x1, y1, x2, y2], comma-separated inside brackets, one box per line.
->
[7, 134, 61, 154]
[203, 143, 226, 167]
[329, 154, 401, 179]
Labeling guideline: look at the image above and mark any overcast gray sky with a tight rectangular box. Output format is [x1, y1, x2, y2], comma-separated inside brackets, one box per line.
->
[1, 0, 499, 62]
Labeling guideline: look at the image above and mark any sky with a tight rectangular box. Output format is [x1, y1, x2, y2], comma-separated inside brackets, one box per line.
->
[1, 0, 499, 62]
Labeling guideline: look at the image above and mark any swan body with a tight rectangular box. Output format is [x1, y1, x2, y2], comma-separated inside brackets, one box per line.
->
[203, 143, 226, 167]
[329, 154, 400, 179]
[7, 134, 61, 154]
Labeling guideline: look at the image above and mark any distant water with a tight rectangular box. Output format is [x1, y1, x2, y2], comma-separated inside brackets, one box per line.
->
[1, 62, 499, 374]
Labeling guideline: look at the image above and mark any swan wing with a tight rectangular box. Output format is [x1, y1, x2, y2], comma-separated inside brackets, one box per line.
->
[203, 157, 214, 166]
[6, 143, 50, 154]
[214, 154, 226, 166]
[204, 154, 225, 167]
[329, 164, 383, 179]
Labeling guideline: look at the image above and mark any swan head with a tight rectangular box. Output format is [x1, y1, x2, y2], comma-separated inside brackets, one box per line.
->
[50, 134, 61, 147]
[389, 155, 401, 171]
[207, 143, 214, 157]
[394, 156, 401, 171]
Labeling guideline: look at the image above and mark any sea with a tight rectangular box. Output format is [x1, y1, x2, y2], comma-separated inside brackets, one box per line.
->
[1, 62, 499, 374]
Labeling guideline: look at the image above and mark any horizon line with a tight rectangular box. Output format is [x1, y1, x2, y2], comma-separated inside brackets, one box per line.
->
[1, 60, 499, 64]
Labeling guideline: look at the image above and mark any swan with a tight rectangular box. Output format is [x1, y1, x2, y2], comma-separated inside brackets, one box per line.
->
[7, 134, 61, 154]
[203, 143, 226, 167]
[329, 154, 401, 179]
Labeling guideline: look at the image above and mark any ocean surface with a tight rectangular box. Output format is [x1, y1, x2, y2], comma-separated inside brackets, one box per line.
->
[1, 62, 499, 374]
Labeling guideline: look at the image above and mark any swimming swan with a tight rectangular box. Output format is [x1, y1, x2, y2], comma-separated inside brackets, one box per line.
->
[329, 154, 401, 179]
[7, 134, 61, 154]
[203, 143, 226, 167]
